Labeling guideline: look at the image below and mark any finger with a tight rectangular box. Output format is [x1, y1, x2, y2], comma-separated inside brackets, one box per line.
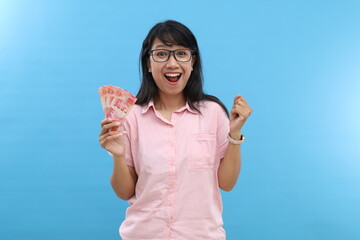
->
[100, 133, 125, 147]
[232, 102, 247, 113]
[231, 105, 252, 119]
[233, 95, 242, 105]
[99, 130, 127, 142]
[99, 121, 121, 136]
[100, 118, 114, 127]
[235, 95, 248, 104]
[235, 108, 252, 120]
[230, 107, 243, 119]
[231, 112, 244, 121]
[240, 96, 250, 106]
[232, 103, 251, 113]
[236, 100, 251, 111]
[235, 100, 246, 107]
[99, 118, 115, 136]
[236, 101, 253, 114]
[231, 112, 245, 121]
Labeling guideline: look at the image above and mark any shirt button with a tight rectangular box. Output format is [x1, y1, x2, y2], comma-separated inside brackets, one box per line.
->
[168, 201, 173, 206]
[167, 223, 170, 228]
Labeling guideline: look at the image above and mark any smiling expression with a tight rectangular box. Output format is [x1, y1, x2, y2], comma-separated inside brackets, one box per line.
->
[148, 38, 196, 100]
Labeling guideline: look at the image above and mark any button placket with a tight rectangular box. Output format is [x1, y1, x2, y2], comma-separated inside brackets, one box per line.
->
[168, 125, 177, 183]
[167, 124, 177, 233]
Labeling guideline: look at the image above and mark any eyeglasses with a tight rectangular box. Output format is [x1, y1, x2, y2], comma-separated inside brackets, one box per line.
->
[148, 49, 194, 62]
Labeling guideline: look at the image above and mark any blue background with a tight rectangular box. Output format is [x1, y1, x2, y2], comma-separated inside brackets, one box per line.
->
[1, 0, 359, 239]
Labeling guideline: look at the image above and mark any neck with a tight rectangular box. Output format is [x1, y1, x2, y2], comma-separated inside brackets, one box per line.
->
[154, 93, 186, 112]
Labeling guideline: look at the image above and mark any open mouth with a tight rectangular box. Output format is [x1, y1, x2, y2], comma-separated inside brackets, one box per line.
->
[164, 73, 182, 83]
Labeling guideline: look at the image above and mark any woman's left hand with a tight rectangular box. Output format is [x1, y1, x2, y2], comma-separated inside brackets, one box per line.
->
[229, 94, 252, 137]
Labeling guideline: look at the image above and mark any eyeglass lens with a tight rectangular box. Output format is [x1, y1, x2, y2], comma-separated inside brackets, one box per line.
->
[151, 49, 192, 62]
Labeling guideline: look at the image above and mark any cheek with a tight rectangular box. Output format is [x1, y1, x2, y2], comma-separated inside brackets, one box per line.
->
[149, 64, 158, 74]
[150, 66, 163, 81]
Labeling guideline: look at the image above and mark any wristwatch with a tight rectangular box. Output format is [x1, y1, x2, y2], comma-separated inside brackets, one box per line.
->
[227, 133, 245, 144]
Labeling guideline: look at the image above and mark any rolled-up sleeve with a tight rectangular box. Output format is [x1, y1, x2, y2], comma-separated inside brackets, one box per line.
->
[121, 114, 135, 167]
[216, 104, 229, 159]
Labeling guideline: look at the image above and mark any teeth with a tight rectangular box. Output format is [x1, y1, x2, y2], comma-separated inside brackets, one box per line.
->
[165, 73, 181, 77]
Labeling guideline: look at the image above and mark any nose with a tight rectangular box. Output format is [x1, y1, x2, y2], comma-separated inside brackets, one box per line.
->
[166, 53, 179, 68]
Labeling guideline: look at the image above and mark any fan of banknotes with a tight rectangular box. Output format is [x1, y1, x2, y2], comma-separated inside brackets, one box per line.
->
[98, 85, 137, 129]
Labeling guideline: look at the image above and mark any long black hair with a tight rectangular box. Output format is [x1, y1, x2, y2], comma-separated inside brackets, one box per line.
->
[136, 20, 229, 116]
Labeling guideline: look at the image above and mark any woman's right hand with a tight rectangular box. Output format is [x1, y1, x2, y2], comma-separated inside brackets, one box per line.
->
[99, 118, 126, 157]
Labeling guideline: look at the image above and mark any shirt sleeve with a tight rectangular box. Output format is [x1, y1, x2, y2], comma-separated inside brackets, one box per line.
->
[122, 116, 135, 167]
[215, 103, 229, 159]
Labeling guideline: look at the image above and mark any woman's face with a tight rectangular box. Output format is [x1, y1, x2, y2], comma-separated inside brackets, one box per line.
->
[148, 38, 195, 100]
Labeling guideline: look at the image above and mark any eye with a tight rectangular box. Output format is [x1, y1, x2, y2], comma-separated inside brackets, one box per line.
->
[176, 50, 188, 56]
[156, 50, 168, 57]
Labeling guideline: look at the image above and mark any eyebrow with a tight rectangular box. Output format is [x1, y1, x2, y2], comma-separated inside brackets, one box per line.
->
[153, 44, 173, 48]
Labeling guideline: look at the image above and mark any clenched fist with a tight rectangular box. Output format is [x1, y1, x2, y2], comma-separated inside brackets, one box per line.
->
[229, 95, 252, 139]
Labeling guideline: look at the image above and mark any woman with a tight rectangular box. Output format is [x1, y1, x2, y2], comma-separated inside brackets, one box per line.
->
[99, 20, 252, 240]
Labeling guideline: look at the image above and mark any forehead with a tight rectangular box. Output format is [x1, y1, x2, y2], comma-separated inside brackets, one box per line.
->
[151, 38, 186, 50]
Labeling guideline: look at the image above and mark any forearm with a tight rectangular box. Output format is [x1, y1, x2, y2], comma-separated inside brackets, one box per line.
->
[111, 154, 136, 200]
[218, 132, 242, 191]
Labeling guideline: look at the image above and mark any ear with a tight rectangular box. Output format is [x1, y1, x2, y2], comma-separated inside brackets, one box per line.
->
[191, 55, 196, 71]
[147, 59, 152, 72]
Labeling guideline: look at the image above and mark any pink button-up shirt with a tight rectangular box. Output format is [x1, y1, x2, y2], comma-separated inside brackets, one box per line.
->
[120, 100, 229, 240]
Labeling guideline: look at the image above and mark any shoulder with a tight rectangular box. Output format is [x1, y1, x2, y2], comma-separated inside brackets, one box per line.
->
[123, 104, 142, 127]
[195, 100, 229, 133]
[126, 104, 143, 118]
[201, 100, 222, 108]
[198, 100, 228, 117]
[130, 104, 143, 114]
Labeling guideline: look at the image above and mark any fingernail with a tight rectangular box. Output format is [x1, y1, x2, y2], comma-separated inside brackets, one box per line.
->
[115, 122, 120, 125]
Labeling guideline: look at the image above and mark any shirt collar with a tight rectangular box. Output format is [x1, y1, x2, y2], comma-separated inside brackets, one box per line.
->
[141, 100, 199, 114]
[141, 100, 155, 114]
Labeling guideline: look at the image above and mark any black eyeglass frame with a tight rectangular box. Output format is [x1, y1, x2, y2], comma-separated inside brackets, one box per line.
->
[148, 48, 196, 62]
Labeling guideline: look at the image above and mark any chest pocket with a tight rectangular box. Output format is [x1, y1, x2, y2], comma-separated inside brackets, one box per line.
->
[187, 133, 217, 170]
